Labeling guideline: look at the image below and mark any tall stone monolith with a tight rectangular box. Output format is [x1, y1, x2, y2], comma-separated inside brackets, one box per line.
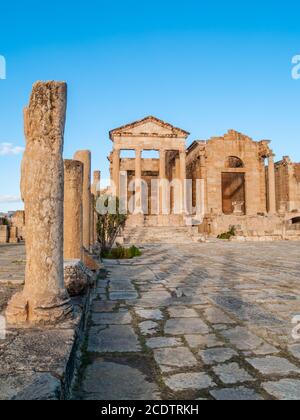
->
[64, 160, 83, 260]
[6, 81, 73, 324]
[73, 150, 91, 250]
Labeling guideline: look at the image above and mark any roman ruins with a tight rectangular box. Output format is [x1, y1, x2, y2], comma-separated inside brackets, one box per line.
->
[109, 116, 300, 240]
[6, 81, 74, 324]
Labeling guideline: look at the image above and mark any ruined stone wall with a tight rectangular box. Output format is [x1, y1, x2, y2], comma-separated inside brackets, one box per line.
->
[204, 131, 267, 215]
[11, 210, 26, 240]
[275, 158, 300, 212]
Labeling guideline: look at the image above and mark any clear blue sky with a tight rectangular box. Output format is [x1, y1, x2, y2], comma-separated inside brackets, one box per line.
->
[0, 0, 300, 211]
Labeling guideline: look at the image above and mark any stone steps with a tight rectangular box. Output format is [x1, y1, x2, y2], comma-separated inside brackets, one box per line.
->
[121, 226, 203, 244]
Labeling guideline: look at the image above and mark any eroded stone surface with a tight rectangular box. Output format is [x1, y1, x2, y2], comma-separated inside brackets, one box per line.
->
[88, 325, 141, 353]
[262, 379, 300, 400]
[246, 356, 300, 376]
[165, 373, 215, 392]
[210, 387, 263, 401]
[213, 363, 254, 384]
[199, 348, 238, 365]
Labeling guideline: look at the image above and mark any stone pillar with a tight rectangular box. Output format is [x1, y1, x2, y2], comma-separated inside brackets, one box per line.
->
[112, 149, 120, 197]
[134, 148, 142, 213]
[180, 151, 187, 214]
[92, 171, 101, 243]
[159, 149, 166, 214]
[90, 192, 95, 245]
[199, 155, 207, 215]
[268, 154, 276, 214]
[92, 171, 101, 197]
[64, 159, 83, 260]
[0, 225, 9, 243]
[73, 150, 91, 250]
[6, 81, 73, 325]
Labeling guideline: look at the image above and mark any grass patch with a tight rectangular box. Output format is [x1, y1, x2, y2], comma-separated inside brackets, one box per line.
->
[102, 245, 142, 260]
[217, 225, 236, 240]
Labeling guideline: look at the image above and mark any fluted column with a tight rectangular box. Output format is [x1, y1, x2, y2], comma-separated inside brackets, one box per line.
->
[112, 149, 120, 197]
[159, 149, 166, 214]
[268, 154, 276, 214]
[134, 148, 142, 214]
[180, 151, 187, 214]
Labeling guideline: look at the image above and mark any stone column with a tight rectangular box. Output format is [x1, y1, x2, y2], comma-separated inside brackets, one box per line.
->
[112, 149, 120, 197]
[92, 171, 101, 197]
[180, 151, 187, 214]
[6, 81, 73, 325]
[90, 192, 95, 245]
[64, 159, 83, 260]
[268, 154, 276, 214]
[92, 171, 101, 243]
[73, 150, 91, 250]
[159, 149, 166, 214]
[134, 148, 142, 213]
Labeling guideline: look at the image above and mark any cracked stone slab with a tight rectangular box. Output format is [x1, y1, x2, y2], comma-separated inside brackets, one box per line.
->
[92, 311, 132, 325]
[210, 387, 263, 401]
[199, 348, 238, 365]
[185, 334, 224, 349]
[288, 344, 300, 361]
[213, 363, 255, 384]
[168, 307, 199, 318]
[135, 309, 164, 320]
[92, 301, 117, 313]
[139, 321, 159, 336]
[109, 291, 138, 301]
[146, 337, 183, 349]
[203, 307, 236, 324]
[164, 373, 215, 392]
[262, 379, 300, 400]
[154, 347, 198, 370]
[12, 374, 61, 401]
[87, 325, 141, 353]
[81, 361, 160, 400]
[165, 318, 210, 335]
[221, 327, 267, 350]
[246, 356, 300, 376]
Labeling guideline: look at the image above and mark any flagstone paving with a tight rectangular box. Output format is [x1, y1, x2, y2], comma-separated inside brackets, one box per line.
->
[73, 241, 300, 400]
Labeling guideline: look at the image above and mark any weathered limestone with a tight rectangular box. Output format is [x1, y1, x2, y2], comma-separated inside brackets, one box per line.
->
[92, 171, 101, 244]
[6, 81, 73, 325]
[64, 160, 84, 260]
[64, 260, 89, 297]
[11, 211, 26, 240]
[73, 150, 91, 250]
[90, 192, 95, 245]
[9, 227, 19, 244]
[92, 171, 101, 197]
[267, 154, 276, 214]
[0, 225, 9, 243]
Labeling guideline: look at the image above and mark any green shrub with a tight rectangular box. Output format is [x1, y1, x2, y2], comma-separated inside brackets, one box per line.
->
[102, 245, 142, 260]
[217, 225, 236, 240]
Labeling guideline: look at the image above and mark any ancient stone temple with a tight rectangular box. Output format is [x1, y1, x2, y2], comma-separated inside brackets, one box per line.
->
[109, 116, 189, 227]
[109, 117, 300, 240]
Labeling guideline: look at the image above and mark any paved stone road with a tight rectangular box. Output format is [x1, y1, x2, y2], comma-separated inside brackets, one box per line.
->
[75, 241, 300, 400]
[0, 244, 24, 313]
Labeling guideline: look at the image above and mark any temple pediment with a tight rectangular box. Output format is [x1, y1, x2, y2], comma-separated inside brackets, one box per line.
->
[110, 116, 190, 140]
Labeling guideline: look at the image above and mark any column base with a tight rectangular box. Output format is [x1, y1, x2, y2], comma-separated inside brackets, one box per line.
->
[6, 290, 73, 325]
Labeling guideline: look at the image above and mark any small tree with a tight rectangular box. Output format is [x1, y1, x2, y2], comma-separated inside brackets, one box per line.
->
[96, 194, 127, 256]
